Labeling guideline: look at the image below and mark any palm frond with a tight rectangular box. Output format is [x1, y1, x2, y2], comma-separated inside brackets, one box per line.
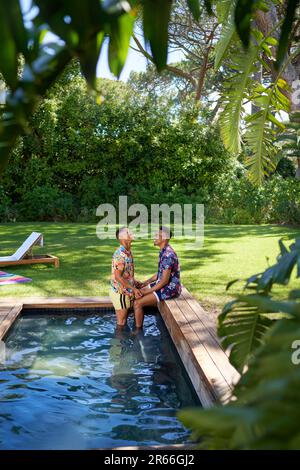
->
[244, 111, 277, 185]
[219, 45, 258, 154]
[214, 0, 237, 70]
[219, 238, 300, 371]
[179, 312, 300, 449]
[242, 78, 289, 185]
[218, 296, 275, 372]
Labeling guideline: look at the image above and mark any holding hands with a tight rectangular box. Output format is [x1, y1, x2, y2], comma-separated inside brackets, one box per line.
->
[132, 287, 143, 299]
[133, 279, 153, 298]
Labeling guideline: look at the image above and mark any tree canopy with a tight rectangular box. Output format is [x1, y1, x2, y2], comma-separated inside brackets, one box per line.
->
[0, 0, 299, 174]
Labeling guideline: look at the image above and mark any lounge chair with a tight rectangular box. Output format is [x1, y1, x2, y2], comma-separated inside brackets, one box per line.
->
[0, 232, 59, 268]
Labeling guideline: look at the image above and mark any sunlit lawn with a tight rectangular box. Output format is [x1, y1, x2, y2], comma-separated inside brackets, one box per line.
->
[0, 223, 299, 313]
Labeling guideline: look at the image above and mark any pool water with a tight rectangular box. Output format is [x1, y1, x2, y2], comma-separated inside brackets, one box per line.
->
[0, 311, 199, 449]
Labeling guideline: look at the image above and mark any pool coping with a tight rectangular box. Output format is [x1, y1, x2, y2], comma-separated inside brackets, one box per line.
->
[0, 289, 240, 409]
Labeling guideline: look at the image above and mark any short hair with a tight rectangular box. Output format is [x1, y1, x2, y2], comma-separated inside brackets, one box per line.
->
[159, 225, 172, 239]
[116, 226, 127, 240]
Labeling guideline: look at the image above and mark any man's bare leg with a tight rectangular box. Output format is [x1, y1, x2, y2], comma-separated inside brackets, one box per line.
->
[115, 308, 129, 327]
[134, 293, 157, 328]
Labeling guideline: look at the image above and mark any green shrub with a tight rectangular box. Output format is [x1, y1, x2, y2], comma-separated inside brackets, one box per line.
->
[275, 156, 296, 178]
[1, 66, 299, 226]
[18, 185, 76, 221]
[0, 185, 12, 222]
[266, 176, 300, 225]
[207, 174, 300, 226]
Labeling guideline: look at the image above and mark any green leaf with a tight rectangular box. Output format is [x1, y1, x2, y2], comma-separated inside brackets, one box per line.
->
[108, 11, 136, 78]
[219, 295, 274, 372]
[79, 31, 105, 87]
[179, 315, 300, 449]
[203, 0, 213, 15]
[242, 239, 300, 293]
[0, 2, 19, 88]
[216, 0, 233, 22]
[187, 0, 201, 21]
[34, 0, 74, 45]
[219, 45, 258, 153]
[180, 239, 300, 449]
[234, 0, 256, 47]
[36, 0, 108, 87]
[279, 238, 289, 256]
[265, 36, 277, 46]
[214, 9, 237, 69]
[289, 290, 300, 300]
[276, 0, 299, 68]
[237, 294, 300, 317]
[143, 0, 172, 71]
[0, 46, 72, 173]
[226, 278, 241, 291]
[267, 112, 285, 130]
[261, 42, 272, 57]
[6, 0, 28, 58]
[243, 71, 290, 185]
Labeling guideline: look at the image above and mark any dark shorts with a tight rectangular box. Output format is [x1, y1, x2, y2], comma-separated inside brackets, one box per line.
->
[150, 282, 162, 302]
[150, 282, 179, 302]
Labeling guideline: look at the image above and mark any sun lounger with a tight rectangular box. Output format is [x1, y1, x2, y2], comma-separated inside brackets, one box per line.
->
[0, 232, 59, 268]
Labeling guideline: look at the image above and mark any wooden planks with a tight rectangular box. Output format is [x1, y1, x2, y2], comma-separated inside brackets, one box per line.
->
[1, 296, 113, 310]
[159, 287, 240, 408]
[180, 286, 221, 346]
[0, 304, 23, 340]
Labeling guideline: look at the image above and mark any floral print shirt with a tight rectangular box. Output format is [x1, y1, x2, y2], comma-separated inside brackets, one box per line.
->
[111, 245, 134, 296]
[157, 244, 181, 300]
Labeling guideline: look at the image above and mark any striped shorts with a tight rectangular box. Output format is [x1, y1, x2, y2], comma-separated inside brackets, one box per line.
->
[109, 289, 132, 310]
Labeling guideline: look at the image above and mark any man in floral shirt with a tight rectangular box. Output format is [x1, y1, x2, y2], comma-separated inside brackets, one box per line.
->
[134, 226, 182, 328]
[110, 227, 142, 327]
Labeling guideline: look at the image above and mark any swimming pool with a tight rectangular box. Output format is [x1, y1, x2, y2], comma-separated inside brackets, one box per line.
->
[0, 310, 199, 449]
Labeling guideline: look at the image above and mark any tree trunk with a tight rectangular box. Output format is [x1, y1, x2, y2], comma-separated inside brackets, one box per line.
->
[195, 52, 209, 102]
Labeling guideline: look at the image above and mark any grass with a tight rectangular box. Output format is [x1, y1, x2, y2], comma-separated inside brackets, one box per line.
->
[0, 223, 299, 313]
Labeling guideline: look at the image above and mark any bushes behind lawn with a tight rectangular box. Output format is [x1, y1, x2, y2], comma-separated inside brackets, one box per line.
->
[1, 174, 299, 225]
[0, 62, 299, 225]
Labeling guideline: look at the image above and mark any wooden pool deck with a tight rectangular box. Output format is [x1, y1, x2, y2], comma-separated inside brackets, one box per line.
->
[0, 288, 239, 408]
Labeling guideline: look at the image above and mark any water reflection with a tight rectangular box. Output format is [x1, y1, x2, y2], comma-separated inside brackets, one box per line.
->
[0, 312, 199, 449]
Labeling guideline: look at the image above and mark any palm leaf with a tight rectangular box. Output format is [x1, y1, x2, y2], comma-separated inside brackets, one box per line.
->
[214, 0, 237, 69]
[219, 45, 258, 154]
[216, 0, 235, 22]
[179, 313, 300, 449]
[214, 11, 237, 69]
[218, 295, 275, 372]
[244, 238, 300, 292]
[219, 238, 300, 371]
[243, 111, 277, 185]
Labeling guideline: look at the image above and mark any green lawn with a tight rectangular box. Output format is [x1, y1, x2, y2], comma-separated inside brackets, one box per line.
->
[0, 223, 299, 313]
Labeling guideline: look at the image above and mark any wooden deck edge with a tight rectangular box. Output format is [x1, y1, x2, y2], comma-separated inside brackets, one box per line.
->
[158, 289, 240, 408]
[158, 300, 215, 408]
[0, 297, 113, 309]
[0, 304, 23, 340]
